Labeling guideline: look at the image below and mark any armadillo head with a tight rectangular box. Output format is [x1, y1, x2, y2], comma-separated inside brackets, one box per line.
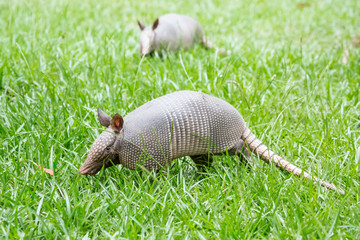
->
[137, 18, 159, 55]
[79, 108, 124, 175]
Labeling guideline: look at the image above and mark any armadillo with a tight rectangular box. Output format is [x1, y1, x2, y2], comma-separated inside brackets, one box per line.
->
[137, 13, 218, 55]
[79, 91, 344, 195]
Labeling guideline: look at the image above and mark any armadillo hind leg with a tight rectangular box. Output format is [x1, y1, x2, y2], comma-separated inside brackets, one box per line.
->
[190, 155, 213, 171]
[227, 139, 253, 165]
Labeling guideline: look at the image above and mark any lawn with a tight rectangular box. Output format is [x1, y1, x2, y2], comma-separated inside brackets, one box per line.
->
[1, 0, 360, 238]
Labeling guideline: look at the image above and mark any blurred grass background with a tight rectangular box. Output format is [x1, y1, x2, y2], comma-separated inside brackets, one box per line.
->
[0, 0, 359, 238]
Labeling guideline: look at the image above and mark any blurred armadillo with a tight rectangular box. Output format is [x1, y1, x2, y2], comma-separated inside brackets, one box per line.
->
[79, 91, 344, 195]
[137, 13, 220, 55]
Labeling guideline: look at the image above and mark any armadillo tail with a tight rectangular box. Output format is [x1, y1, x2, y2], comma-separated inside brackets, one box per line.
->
[241, 128, 344, 195]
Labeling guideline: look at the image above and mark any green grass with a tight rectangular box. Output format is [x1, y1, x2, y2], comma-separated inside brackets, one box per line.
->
[1, 0, 360, 238]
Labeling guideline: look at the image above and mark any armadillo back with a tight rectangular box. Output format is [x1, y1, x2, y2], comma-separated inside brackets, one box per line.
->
[155, 14, 204, 51]
[119, 91, 246, 170]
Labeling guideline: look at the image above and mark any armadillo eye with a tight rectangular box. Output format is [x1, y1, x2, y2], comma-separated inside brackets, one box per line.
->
[106, 147, 111, 151]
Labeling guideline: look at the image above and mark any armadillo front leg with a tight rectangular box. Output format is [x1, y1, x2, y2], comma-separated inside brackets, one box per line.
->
[227, 139, 253, 165]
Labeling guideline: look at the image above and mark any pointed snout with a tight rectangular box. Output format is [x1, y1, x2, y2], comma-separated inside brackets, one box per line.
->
[79, 163, 91, 175]
[140, 47, 151, 56]
[79, 159, 101, 176]
[139, 37, 153, 56]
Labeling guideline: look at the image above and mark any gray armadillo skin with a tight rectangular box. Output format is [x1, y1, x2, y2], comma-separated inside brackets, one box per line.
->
[153, 14, 204, 52]
[138, 13, 221, 55]
[118, 91, 246, 170]
[81, 91, 344, 194]
[86, 131, 115, 165]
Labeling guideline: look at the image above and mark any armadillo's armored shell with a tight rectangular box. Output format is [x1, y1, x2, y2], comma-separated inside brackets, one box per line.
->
[82, 90, 344, 194]
[118, 91, 246, 170]
[153, 14, 205, 52]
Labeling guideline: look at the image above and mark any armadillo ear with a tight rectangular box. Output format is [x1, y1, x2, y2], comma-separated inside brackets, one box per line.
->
[98, 108, 112, 127]
[110, 113, 124, 133]
[137, 19, 145, 30]
[152, 18, 159, 30]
